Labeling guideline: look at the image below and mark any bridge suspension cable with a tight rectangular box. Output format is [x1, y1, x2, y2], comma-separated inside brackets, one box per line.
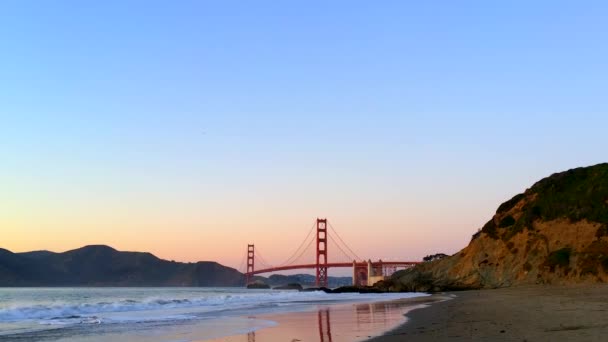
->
[289, 232, 316, 266]
[246, 218, 366, 271]
[328, 234, 356, 263]
[237, 252, 247, 273]
[254, 248, 273, 269]
[279, 220, 317, 266]
[245, 217, 420, 288]
[328, 221, 362, 261]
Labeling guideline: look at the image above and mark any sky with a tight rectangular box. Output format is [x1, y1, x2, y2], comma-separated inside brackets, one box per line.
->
[1, 1, 607, 274]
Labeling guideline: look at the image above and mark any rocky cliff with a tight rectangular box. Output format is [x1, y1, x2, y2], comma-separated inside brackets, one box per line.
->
[384, 163, 608, 292]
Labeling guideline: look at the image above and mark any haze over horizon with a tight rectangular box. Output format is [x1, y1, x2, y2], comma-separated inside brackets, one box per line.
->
[2, 1, 607, 272]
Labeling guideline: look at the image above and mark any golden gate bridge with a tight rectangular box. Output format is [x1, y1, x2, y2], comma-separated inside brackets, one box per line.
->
[240, 218, 419, 287]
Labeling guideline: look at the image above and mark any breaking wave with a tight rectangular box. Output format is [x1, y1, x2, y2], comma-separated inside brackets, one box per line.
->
[0, 290, 420, 324]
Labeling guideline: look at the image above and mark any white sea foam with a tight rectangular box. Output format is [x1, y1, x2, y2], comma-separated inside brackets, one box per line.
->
[0, 290, 425, 326]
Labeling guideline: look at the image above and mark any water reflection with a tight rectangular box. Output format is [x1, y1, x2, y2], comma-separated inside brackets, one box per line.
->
[243, 300, 413, 342]
[355, 301, 407, 330]
[318, 309, 332, 342]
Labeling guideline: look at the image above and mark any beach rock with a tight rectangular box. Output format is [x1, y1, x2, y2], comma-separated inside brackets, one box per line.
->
[247, 281, 271, 289]
[300, 287, 332, 293]
[389, 163, 608, 291]
[330, 286, 386, 293]
[266, 274, 352, 288]
[301, 286, 385, 293]
[272, 283, 303, 290]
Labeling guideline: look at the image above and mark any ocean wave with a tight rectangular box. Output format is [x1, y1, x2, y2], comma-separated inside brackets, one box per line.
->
[0, 291, 324, 323]
[0, 290, 425, 325]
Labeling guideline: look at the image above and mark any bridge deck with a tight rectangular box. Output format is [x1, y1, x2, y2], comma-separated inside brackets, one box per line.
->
[250, 261, 419, 275]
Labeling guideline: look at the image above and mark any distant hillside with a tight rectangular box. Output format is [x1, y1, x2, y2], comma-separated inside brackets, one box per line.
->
[0, 245, 244, 286]
[265, 274, 352, 288]
[0, 245, 353, 287]
[383, 163, 608, 291]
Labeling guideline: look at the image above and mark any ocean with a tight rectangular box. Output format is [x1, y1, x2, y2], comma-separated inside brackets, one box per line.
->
[0, 287, 427, 341]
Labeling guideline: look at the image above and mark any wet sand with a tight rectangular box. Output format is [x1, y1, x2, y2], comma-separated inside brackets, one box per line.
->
[370, 284, 608, 341]
[199, 285, 608, 341]
[205, 296, 439, 342]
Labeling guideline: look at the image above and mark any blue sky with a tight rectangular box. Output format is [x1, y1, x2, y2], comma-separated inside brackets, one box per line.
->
[1, 1, 607, 268]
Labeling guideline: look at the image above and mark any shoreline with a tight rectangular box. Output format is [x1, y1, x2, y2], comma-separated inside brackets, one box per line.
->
[369, 284, 608, 341]
[365, 292, 455, 342]
[6, 285, 608, 341]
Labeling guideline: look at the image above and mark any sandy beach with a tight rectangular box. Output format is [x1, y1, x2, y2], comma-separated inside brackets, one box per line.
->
[207, 285, 608, 341]
[370, 284, 608, 342]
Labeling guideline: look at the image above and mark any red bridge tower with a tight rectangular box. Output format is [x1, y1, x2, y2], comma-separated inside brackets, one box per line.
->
[246, 244, 254, 285]
[316, 218, 328, 287]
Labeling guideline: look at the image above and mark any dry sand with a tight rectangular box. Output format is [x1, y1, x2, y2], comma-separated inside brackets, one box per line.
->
[370, 284, 608, 342]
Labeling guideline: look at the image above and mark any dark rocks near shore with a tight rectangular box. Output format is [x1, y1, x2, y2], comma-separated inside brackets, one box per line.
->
[272, 283, 303, 290]
[266, 274, 352, 288]
[302, 286, 386, 293]
[328, 285, 386, 293]
[247, 282, 271, 289]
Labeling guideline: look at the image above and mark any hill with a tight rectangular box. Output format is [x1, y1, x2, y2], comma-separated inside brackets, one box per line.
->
[0, 245, 244, 286]
[265, 274, 352, 288]
[0, 245, 354, 287]
[383, 163, 608, 291]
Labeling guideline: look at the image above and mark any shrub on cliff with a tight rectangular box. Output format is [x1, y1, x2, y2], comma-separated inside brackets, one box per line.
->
[423, 253, 449, 262]
[484, 164, 608, 241]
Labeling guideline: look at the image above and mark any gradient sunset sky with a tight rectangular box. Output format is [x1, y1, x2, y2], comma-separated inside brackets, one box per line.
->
[2, 1, 607, 272]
